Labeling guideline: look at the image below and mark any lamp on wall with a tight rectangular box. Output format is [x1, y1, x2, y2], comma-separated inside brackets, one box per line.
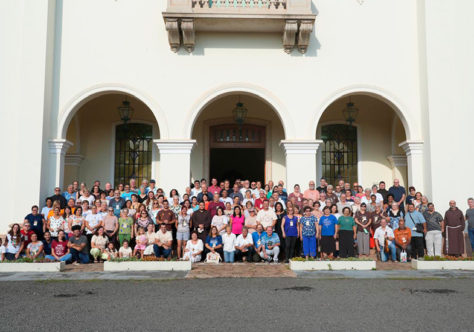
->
[117, 98, 135, 124]
[342, 98, 359, 126]
[232, 96, 248, 128]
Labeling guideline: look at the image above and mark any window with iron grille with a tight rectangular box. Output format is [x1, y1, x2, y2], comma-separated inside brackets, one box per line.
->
[321, 124, 357, 186]
[114, 123, 153, 186]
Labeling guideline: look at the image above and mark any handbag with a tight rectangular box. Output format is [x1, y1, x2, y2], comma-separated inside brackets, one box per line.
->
[205, 251, 221, 264]
[400, 250, 407, 263]
[408, 212, 425, 233]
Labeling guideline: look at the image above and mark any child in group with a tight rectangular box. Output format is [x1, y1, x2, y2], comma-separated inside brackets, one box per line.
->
[119, 240, 132, 259]
[0, 238, 5, 262]
[104, 242, 118, 260]
[133, 227, 147, 259]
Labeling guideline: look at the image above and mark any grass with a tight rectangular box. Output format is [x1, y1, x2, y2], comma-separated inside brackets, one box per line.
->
[0, 257, 50, 263]
[290, 257, 373, 262]
[420, 256, 473, 261]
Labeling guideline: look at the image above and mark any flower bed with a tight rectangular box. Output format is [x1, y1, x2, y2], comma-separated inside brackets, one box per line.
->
[411, 258, 474, 270]
[0, 261, 65, 272]
[104, 259, 191, 271]
[289, 258, 376, 271]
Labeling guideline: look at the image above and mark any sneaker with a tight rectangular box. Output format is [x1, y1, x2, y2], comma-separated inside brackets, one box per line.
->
[72, 262, 80, 266]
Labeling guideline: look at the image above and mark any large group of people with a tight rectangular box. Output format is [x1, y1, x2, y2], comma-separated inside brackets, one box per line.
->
[1, 176, 473, 266]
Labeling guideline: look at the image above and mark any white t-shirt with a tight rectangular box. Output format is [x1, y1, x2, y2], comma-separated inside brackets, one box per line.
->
[85, 213, 103, 234]
[374, 226, 395, 246]
[6, 234, 22, 254]
[41, 206, 52, 217]
[119, 246, 132, 258]
[256, 209, 277, 229]
[211, 215, 229, 234]
[221, 232, 237, 252]
[219, 197, 233, 205]
[78, 195, 95, 205]
[186, 239, 203, 253]
[235, 234, 254, 247]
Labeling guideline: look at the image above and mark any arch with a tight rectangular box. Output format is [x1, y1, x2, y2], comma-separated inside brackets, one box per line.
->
[184, 83, 294, 139]
[312, 86, 418, 141]
[57, 84, 169, 139]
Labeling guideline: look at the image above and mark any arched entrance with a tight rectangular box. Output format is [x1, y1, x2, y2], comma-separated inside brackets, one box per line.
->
[316, 94, 410, 188]
[61, 93, 160, 188]
[190, 93, 286, 184]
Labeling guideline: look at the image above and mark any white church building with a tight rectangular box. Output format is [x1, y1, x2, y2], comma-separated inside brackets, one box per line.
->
[1, 0, 473, 230]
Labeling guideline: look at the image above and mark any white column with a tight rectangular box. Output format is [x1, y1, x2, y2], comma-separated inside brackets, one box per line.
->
[48, 139, 73, 189]
[399, 140, 424, 192]
[154, 139, 196, 194]
[280, 140, 323, 191]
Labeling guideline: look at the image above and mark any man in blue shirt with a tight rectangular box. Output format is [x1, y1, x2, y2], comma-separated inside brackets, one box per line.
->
[24, 205, 45, 240]
[62, 184, 77, 202]
[388, 179, 406, 211]
[109, 190, 126, 217]
[404, 202, 427, 259]
[121, 185, 133, 202]
[259, 226, 280, 263]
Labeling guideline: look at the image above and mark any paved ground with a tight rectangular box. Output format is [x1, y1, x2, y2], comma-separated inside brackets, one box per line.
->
[0, 278, 472, 331]
[187, 262, 297, 278]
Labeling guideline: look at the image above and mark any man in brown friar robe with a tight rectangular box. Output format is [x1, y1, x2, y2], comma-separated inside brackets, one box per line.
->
[444, 200, 465, 256]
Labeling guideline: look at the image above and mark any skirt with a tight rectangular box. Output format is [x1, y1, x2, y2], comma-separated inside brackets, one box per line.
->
[320, 235, 336, 254]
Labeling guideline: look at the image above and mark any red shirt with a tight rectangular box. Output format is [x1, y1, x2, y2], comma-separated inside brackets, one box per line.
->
[255, 199, 265, 210]
[21, 230, 35, 248]
[208, 185, 221, 195]
[208, 201, 225, 217]
[52, 240, 68, 257]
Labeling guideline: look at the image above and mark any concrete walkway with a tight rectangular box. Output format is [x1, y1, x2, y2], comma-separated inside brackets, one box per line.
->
[0, 266, 473, 281]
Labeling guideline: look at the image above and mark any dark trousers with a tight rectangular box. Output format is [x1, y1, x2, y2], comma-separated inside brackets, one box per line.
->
[411, 237, 424, 259]
[285, 236, 298, 260]
[339, 230, 355, 258]
[70, 248, 90, 264]
[235, 247, 254, 262]
[396, 244, 412, 261]
[153, 245, 172, 258]
[5, 253, 17, 261]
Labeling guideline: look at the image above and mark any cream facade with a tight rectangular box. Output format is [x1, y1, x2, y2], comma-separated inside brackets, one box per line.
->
[1, 0, 473, 231]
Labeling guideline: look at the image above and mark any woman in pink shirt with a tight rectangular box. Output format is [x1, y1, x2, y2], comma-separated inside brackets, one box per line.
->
[230, 206, 245, 235]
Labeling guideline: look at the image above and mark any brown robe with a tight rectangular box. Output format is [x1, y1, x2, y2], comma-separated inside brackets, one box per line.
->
[444, 208, 465, 255]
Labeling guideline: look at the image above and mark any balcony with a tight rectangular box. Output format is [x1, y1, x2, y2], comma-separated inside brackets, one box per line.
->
[162, 0, 316, 53]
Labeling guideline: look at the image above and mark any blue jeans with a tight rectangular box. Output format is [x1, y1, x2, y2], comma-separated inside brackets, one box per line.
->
[469, 229, 474, 250]
[45, 254, 72, 262]
[224, 251, 235, 263]
[302, 236, 317, 257]
[153, 244, 171, 258]
[70, 248, 89, 264]
[380, 242, 397, 262]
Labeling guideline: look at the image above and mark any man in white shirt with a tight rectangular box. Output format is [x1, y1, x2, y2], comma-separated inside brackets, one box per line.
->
[256, 200, 277, 229]
[250, 181, 260, 198]
[190, 180, 202, 198]
[153, 224, 173, 259]
[271, 192, 286, 210]
[374, 218, 397, 262]
[235, 227, 254, 262]
[219, 190, 233, 206]
[371, 185, 384, 204]
[240, 180, 251, 196]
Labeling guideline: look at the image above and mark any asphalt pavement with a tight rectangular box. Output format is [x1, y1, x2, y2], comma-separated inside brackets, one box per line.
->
[0, 278, 472, 331]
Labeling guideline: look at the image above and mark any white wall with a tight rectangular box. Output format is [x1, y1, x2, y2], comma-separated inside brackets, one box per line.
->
[422, 0, 474, 212]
